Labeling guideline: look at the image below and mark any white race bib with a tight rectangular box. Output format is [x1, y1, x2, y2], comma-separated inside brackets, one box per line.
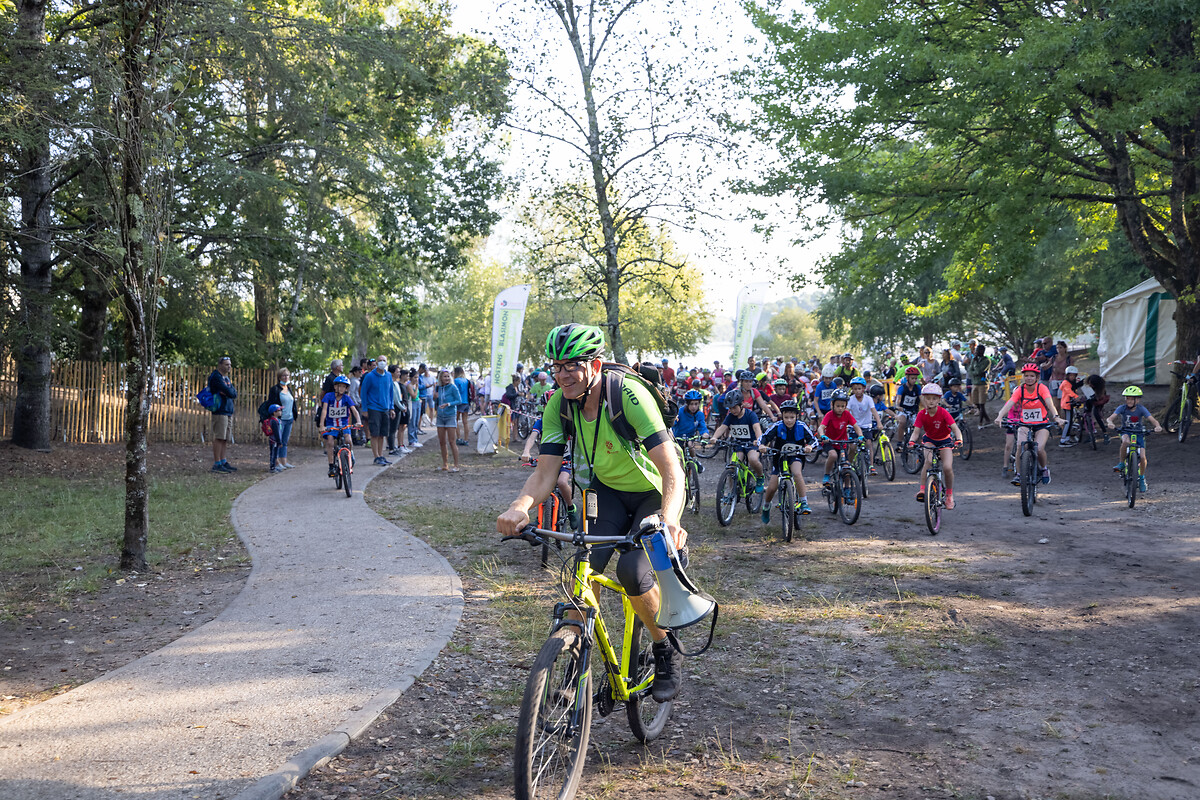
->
[781, 442, 803, 455]
[1021, 407, 1045, 423]
[729, 423, 751, 440]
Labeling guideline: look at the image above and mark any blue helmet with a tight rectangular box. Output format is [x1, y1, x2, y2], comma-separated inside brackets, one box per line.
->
[849, 377, 866, 387]
[683, 389, 703, 401]
[333, 375, 350, 386]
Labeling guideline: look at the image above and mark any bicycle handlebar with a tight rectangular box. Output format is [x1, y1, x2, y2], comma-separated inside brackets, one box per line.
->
[503, 519, 664, 548]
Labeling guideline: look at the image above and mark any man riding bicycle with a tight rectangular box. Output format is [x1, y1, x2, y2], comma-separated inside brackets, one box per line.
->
[496, 324, 687, 703]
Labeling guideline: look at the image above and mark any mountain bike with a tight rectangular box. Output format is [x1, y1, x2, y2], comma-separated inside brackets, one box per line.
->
[759, 445, 808, 542]
[819, 438, 863, 525]
[714, 441, 764, 526]
[1114, 424, 1150, 508]
[876, 425, 897, 481]
[921, 445, 946, 535]
[504, 518, 679, 800]
[951, 413, 973, 460]
[513, 397, 537, 441]
[1065, 395, 1100, 450]
[1013, 422, 1054, 517]
[325, 424, 361, 498]
[853, 436, 872, 498]
[1162, 361, 1197, 443]
[677, 436, 704, 516]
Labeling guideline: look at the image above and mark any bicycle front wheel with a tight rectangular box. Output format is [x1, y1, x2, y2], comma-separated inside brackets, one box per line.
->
[855, 448, 870, 498]
[514, 629, 591, 800]
[900, 442, 922, 475]
[685, 462, 700, 516]
[837, 469, 862, 525]
[880, 440, 896, 481]
[1126, 450, 1138, 508]
[625, 616, 673, 742]
[924, 474, 942, 535]
[715, 468, 737, 527]
[779, 477, 796, 543]
[1019, 449, 1036, 517]
[339, 450, 353, 498]
[959, 425, 973, 461]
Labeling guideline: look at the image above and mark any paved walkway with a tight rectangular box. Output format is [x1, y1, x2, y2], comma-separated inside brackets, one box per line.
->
[0, 439, 461, 799]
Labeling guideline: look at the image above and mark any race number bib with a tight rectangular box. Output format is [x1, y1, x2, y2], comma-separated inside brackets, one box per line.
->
[781, 442, 803, 455]
[1021, 407, 1044, 423]
[729, 423, 751, 440]
[820, 389, 833, 401]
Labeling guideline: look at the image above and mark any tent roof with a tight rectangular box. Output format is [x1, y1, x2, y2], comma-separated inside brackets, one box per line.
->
[1103, 277, 1169, 307]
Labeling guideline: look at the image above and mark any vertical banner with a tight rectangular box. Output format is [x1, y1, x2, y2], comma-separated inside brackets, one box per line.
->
[730, 282, 771, 370]
[490, 284, 533, 401]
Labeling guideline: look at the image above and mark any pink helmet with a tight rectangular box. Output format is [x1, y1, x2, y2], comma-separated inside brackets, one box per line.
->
[921, 383, 942, 396]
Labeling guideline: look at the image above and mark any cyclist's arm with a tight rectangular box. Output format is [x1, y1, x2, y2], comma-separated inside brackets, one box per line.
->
[319, 402, 330, 429]
[645, 440, 686, 540]
[1143, 413, 1164, 431]
[498, 459, 561, 536]
[995, 395, 1016, 421]
[751, 421, 763, 440]
[711, 423, 728, 440]
[1105, 411, 1121, 428]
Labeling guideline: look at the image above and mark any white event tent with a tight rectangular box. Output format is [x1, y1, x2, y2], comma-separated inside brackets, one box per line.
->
[1098, 278, 1177, 384]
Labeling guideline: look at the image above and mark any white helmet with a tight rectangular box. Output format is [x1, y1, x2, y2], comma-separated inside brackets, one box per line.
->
[821, 364, 836, 379]
[921, 383, 942, 396]
[1065, 366, 1079, 375]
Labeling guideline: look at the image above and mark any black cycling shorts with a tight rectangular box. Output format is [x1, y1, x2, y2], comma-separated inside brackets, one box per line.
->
[586, 480, 688, 597]
[367, 408, 390, 437]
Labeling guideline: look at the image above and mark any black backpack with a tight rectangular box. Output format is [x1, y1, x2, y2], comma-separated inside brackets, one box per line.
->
[560, 362, 678, 448]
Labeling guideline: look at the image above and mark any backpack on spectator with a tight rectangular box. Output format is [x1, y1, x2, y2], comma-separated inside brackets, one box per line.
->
[260, 417, 275, 439]
[559, 363, 678, 448]
[257, 400, 272, 422]
[196, 387, 220, 411]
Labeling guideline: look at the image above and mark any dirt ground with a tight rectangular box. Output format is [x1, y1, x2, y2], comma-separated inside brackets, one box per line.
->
[0, 442, 256, 715]
[286, 397, 1200, 800]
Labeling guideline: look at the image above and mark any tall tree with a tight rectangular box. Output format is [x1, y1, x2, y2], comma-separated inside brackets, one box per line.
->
[743, 0, 1200, 365]
[501, 0, 726, 362]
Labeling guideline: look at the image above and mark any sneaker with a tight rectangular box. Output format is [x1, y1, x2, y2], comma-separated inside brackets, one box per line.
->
[283, 463, 296, 469]
[1113, 462, 1124, 472]
[1010, 474, 1021, 486]
[328, 464, 337, 477]
[211, 462, 229, 473]
[868, 467, 878, 476]
[373, 457, 385, 466]
[822, 474, 831, 486]
[1103, 433, 1110, 445]
[1001, 467, 1010, 480]
[400, 446, 413, 454]
[1058, 441, 1075, 448]
[1041, 467, 1051, 485]
[697, 463, 704, 474]
[798, 500, 812, 515]
[945, 494, 955, 510]
[1138, 475, 1148, 492]
[761, 509, 771, 525]
[413, 441, 424, 448]
[651, 640, 681, 703]
[270, 466, 283, 473]
[754, 479, 764, 493]
[387, 448, 399, 455]
[220, 461, 238, 472]
[380, 457, 392, 466]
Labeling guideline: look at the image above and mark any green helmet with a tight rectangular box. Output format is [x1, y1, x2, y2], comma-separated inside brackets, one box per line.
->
[545, 323, 605, 361]
[1122, 385, 1143, 397]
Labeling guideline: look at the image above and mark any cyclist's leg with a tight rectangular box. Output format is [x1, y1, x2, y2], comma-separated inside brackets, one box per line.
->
[763, 473, 780, 503]
[324, 433, 336, 464]
[941, 446, 955, 496]
[1034, 427, 1050, 467]
[788, 458, 808, 500]
[585, 483, 668, 640]
[747, 448, 764, 478]
[823, 445, 837, 479]
[918, 445, 932, 494]
[1002, 428, 1014, 471]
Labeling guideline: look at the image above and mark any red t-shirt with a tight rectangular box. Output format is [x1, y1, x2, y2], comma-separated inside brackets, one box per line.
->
[915, 406, 956, 441]
[821, 409, 857, 441]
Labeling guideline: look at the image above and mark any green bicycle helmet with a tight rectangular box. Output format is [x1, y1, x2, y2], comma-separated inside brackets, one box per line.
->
[1122, 385, 1143, 397]
[545, 323, 605, 361]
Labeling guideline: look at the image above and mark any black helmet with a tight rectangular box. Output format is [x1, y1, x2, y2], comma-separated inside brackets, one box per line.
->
[724, 389, 744, 409]
[779, 399, 799, 412]
[736, 369, 754, 381]
[831, 389, 849, 402]
[868, 384, 886, 399]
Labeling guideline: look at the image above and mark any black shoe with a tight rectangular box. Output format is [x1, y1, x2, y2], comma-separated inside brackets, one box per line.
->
[328, 464, 337, 477]
[651, 640, 681, 703]
[222, 462, 238, 471]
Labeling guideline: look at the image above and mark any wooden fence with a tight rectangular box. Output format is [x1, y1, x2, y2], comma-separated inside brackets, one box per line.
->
[0, 359, 327, 446]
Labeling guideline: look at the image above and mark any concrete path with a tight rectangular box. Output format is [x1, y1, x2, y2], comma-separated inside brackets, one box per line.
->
[0, 440, 461, 799]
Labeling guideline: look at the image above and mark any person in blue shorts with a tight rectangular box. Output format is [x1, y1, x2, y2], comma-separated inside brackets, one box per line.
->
[1106, 386, 1163, 492]
[319, 376, 363, 477]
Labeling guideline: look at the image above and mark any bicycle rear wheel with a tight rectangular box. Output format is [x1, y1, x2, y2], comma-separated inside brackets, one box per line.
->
[715, 469, 737, 527]
[339, 449, 352, 498]
[1019, 449, 1035, 517]
[1084, 417, 1097, 450]
[1179, 395, 1193, 443]
[837, 469, 861, 525]
[924, 474, 942, 535]
[514, 628, 591, 800]
[855, 448, 870, 498]
[900, 442, 922, 474]
[959, 424, 973, 460]
[880, 440, 896, 481]
[685, 462, 700, 515]
[779, 477, 796, 543]
[625, 616, 673, 742]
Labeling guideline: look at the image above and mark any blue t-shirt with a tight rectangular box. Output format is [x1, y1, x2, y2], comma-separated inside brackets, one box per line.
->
[810, 380, 837, 413]
[895, 381, 922, 414]
[720, 409, 760, 442]
[321, 392, 357, 427]
[1114, 403, 1152, 430]
[360, 369, 394, 412]
[672, 408, 708, 439]
[943, 390, 968, 417]
[454, 377, 470, 408]
[418, 374, 433, 399]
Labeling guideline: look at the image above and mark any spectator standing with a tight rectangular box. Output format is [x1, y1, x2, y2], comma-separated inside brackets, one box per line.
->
[387, 364, 411, 455]
[967, 344, 992, 426]
[265, 367, 296, 469]
[833, 353, 859, 382]
[406, 368, 423, 448]
[360, 357, 396, 466]
[1032, 336, 1056, 382]
[434, 369, 462, 471]
[348, 365, 363, 404]
[1050, 341, 1072, 393]
[661, 358, 676, 386]
[453, 366, 471, 446]
[208, 356, 238, 473]
[939, 349, 962, 386]
[417, 363, 434, 431]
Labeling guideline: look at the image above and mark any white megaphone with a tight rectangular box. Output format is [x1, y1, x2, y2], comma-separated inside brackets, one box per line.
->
[642, 517, 718, 655]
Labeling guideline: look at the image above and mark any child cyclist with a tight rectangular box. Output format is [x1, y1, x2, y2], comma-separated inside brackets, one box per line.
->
[908, 383, 963, 509]
[1106, 386, 1163, 492]
[846, 377, 882, 475]
[994, 363, 1066, 485]
[818, 389, 864, 486]
[759, 399, 816, 522]
[942, 378, 969, 424]
[710, 389, 766, 492]
[673, 389, 709, 470]
[319, 375, 363, 476]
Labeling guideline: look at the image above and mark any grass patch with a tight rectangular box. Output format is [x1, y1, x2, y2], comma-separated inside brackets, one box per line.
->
[0, 475, 253, 618]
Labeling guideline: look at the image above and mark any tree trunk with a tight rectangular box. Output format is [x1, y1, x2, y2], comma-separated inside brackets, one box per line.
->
[121, 305, 151, 572]
[78, 264, 112, 362]
[12, 0, 53, 451]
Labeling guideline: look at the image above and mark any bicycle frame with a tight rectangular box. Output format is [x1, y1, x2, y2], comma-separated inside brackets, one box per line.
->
[725, 446, 756, 495]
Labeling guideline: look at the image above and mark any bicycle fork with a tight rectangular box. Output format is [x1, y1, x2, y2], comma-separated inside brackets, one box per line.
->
[549, 602, 596, 732]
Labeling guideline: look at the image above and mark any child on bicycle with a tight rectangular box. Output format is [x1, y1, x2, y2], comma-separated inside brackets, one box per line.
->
[847, 377, 882, 474]
[994, 363, 1065, 485]
[908, 383, 963, 509]
[710, 389, 765, 491]
[320, 375, 363, 477]
[1057, 366, 1086, 447]
[942, 378, 969, 425]
[818, 389, 864, 487]
[759, 399, 816, 522]
[1106, 386, 1163, 492]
